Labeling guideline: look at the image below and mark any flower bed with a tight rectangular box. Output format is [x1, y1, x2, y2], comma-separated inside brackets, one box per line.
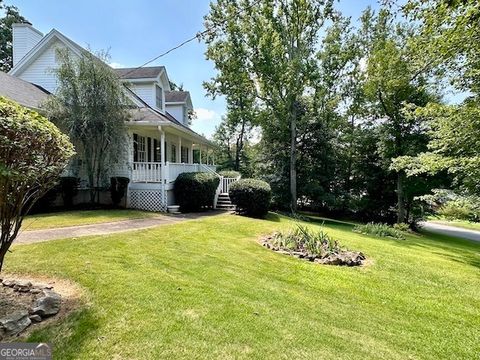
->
[261, 225, 366, 266]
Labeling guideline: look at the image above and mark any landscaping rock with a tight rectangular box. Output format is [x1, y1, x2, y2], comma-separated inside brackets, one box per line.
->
[315, 251, 365, 266]
[2, 279, 15, 287]
[29, 315, 42, 323]
[31, 290, 61, 318]
[0, 310, 31, 336]
[13, 281, 32, 292]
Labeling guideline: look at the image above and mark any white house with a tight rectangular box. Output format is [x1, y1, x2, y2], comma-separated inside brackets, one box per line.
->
[7, 23, 233, 212]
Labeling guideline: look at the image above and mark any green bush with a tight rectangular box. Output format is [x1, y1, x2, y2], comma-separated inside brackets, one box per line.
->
[110, 177, 130, 207]
[229, 178, 271, 217]
[218, 170, 241, 179]
[437, 200, 480, 222]
[174, 172, 220, 212]
[353, 222, 405, 240]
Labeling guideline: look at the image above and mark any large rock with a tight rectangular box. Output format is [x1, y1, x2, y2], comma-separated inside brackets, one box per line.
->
[30, 290, 61, 318]
[0, 310, 31, 336]
[315, 251, 365, 266]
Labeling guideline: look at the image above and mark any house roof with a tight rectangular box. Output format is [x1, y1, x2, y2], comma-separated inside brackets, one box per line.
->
[9, 29, 86, 76]
[0, 71, 50, 109]
[165, 91, 189, 103]
[114, 66, 166, 79]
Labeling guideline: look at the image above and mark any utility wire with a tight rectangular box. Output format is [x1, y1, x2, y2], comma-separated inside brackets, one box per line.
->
[119, 0, 260, 79]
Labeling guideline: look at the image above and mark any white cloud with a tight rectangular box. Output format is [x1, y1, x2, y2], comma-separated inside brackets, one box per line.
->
[194, 108, 218, 122]
[109, 62, 125, 68]
[191, 107, 223, 138]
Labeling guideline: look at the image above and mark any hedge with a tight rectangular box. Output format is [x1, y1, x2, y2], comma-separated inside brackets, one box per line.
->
[229, 178, 271, 217]
[174, 172, 220, 212]
[218, 170, 241, 179]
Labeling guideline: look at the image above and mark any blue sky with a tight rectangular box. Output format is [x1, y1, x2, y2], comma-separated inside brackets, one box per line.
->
[7, 0, 379, 137]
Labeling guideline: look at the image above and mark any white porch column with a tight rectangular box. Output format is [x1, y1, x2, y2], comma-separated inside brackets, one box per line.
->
[177, 136, 182, 163]
[159, 127, 165, 183]
[199, 144, 202, 165]
[189, 143, 194, 164]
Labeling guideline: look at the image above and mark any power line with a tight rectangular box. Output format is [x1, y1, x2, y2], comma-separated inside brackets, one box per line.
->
[119, 0, 261, 79]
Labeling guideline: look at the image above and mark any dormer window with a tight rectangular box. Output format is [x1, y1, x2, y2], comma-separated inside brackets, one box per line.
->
[155, 85, 163, 110]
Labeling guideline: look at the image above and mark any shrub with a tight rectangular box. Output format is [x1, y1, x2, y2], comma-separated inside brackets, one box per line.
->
[271, 225, 340, 257]
[0, 96, 74, 271]
[60, 176, 79, 208]
[218, 170, 241, 179]
[229, 178, 271, 217]
[437, 199, 480, 222]
[393, 222, 411, 233]
[110, 177, 130, 207]
[174, 172, 220, 212]
[353, 222, 405, 240]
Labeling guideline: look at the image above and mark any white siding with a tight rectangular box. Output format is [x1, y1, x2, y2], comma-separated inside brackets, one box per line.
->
[17, 39, 73, 94]
[166, 104, 185, 124]
[12, 24, 43, 67]
[128, 83, 155, 109]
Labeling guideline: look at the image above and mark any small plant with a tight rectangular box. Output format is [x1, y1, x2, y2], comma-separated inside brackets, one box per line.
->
[393, 223, 410, 233]
[353, 222, 405, 240]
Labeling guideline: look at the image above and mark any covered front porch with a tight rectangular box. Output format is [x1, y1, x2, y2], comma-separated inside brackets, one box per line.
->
[128, 124, 217, 184]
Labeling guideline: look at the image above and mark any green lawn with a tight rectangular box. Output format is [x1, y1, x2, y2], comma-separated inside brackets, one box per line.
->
[5, 213, 479, 359]
[22, 209, 158, 231]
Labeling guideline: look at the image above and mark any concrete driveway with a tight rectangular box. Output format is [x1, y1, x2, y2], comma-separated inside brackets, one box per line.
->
[421, 222, 480, 243]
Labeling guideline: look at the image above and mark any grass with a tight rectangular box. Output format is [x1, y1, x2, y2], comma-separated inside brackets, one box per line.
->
[4, 213, 479, 359]
[22, 209, 158, 231]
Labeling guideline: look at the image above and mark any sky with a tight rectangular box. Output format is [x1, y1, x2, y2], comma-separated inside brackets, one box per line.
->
[7, 0, 380, 138]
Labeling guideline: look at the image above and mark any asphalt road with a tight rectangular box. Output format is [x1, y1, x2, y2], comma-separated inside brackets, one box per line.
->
[422, 222, 480, 243]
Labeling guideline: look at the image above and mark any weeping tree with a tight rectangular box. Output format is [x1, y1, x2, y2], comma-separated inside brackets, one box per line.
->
[0, 97, 74, 271]
[46, 49, 131, 203]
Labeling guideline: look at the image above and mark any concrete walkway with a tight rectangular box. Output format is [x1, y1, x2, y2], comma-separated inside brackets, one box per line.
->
[422, 222, 480, 243]
[15, 211, 225, 245]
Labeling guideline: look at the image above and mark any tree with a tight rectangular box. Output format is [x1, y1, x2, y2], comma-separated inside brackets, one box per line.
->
[0, 0, 29, 72]
[204, 0, 258, 172]
[46, 49, 131, 203]
[205, 0, 334, 211]
[391, 1, 480, 198]
[0, 96, 74, 271]
[362, 9, 437, 223]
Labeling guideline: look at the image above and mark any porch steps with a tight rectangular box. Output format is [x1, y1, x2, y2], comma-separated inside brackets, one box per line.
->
[216, 193, 236, 211]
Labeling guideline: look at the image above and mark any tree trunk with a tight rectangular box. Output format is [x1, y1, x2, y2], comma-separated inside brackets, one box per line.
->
[397, 171, 406, 223]
[290, 104, 297, 212]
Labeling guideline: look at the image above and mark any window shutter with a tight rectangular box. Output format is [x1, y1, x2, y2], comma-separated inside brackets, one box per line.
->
[133, 133, 138, 162]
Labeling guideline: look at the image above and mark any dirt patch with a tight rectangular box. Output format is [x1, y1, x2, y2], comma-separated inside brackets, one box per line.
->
[0, 273, 83, 341]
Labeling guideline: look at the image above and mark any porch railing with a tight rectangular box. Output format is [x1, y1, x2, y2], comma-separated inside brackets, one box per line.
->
[132, 162, 162, 183]
[220, 177, 238, 194]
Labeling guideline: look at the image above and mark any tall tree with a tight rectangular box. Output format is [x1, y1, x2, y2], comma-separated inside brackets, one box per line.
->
[205, 0, 334, 211]
[0, 0, 28, 72]
[204, 0, 258, 172]
[362, 9, 436, 223]
[46, 49, 131, 204]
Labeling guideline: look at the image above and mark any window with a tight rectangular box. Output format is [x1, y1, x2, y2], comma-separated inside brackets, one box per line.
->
[181, 146, 188, 163]
[153, 139, 161, 162]
[171, 144, 177, 163]
[155, 85, 163, 110]
[133, 134, 146, 162]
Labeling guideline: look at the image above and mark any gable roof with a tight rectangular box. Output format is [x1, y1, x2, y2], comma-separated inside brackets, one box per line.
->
[114, 66, 166, 80]
[9, 29, 86, 76]
[165, 91, 189, 103]
[0, 71, 50, 109]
